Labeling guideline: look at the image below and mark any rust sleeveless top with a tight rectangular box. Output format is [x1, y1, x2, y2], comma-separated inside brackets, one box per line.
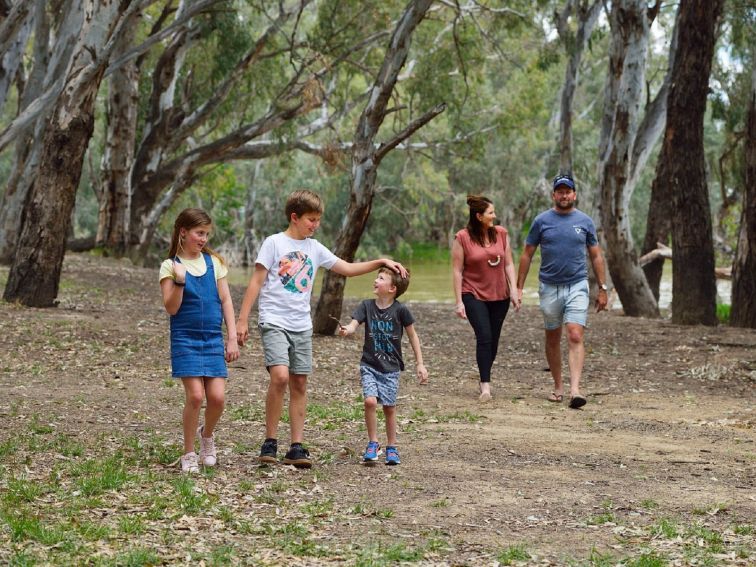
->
[455, 225, 510, 301]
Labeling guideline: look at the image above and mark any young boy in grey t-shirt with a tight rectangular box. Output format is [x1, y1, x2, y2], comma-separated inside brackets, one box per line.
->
[338, 268, 428, 465]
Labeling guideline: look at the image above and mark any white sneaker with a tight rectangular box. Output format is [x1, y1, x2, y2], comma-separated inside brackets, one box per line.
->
[180, 451, 199, 473]
[197, 425, 217, 467]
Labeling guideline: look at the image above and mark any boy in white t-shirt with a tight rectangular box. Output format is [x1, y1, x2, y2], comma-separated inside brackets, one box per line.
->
[236, 190, 407, 468]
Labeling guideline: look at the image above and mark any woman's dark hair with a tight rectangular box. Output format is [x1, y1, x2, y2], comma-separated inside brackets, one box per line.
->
[466, 195, 496, 247]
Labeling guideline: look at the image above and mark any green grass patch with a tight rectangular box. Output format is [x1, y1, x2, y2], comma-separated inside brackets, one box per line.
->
[307, 402, 363, 429]
[625, 552, 669, 567]
[72, 455, 130, 497]
[227, 402, 266, 422]
[497, 544, 530, 565]
[716, 303, 730, 324]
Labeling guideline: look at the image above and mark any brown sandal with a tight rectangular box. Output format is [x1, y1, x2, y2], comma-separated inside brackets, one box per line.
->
[548, 392, 563, 403]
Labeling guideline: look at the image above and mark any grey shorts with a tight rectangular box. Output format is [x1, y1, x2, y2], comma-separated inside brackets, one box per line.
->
[258, 322, 313, 374]
[538, 280, 590, 330]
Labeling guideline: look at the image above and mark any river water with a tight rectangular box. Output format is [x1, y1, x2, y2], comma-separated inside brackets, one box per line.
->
[229, 262, 731, 310]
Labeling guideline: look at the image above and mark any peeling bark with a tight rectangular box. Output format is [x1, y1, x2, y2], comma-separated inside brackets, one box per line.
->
[729, 51, 756, 327]
[97, 10, 141, 255]
[556, 0, 602, 175]
[3, 0, 132, 307]
[313, 0, 442, 336]
[597, 0, 660, 318]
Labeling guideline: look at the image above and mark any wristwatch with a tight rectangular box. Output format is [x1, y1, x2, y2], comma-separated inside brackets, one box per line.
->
[598, 283, 608, 292]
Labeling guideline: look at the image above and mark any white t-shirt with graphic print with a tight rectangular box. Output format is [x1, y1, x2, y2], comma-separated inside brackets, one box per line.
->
[255, 232, 339, 331]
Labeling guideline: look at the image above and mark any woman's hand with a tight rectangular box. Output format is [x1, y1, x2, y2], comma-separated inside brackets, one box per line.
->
[455, 302, 467, 319]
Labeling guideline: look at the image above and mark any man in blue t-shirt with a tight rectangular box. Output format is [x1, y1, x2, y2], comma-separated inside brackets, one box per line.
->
[516, 174, 608, 409]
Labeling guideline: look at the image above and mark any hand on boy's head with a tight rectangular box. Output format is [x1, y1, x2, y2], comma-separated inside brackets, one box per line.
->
[384, 260, 408, 278]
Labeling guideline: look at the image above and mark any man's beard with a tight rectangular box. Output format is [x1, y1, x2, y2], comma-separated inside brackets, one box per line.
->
[555, 199, 575, 211]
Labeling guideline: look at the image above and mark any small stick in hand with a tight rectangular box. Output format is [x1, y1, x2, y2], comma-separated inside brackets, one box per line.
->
[328, 315, 345, 329]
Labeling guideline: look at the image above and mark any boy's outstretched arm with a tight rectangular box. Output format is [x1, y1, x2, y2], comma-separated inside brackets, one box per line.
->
[331, 258, 408, 278]
[337, 319, 360, 336]
[236, 264, 268, 346]
[405, 324, 428, 384]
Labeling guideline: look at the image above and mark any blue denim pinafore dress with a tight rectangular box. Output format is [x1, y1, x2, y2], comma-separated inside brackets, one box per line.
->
[170, 253, 227, 378]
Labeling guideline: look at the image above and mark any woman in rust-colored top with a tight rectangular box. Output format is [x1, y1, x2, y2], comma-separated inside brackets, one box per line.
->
[452, 195, 520, 401]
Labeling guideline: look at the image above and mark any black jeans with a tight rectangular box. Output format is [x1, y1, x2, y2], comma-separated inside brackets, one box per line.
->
[462, 293, 511, 383]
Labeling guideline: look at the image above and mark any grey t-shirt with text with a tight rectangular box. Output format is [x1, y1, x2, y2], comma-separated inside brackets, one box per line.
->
[525, 208, 598, 285]
[352, 299, 415, 373]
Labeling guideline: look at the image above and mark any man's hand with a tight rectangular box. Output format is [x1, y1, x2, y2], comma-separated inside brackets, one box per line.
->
[596, 289, 608, 312]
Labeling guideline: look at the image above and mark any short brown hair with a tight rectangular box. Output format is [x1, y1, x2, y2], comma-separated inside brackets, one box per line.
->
[378, 267, 410, 299]
[285, 190, 324, 221]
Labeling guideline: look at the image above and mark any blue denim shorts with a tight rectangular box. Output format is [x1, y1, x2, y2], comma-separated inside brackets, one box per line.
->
[258, 322, 312, 374]
[360, 365, 400, 406]
[539, 280, 590, 330]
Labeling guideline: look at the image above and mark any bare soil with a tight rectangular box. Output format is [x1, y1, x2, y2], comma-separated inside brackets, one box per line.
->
[0, 254, 753, 565]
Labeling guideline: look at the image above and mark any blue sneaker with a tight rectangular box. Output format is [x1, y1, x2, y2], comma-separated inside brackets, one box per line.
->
[363, 441, 381, 462]
[385, 446, 400, 466]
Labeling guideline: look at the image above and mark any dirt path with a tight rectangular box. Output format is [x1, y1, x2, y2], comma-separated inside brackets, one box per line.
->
[0, 254, 753, 565]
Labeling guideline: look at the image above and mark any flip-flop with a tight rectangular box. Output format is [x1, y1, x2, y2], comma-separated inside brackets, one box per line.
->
[569, 395, 587, 409]
[548, 392, 563, 403]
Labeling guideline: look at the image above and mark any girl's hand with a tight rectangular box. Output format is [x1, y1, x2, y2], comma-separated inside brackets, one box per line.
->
[225, 338, 240, 362]
[454, 302, 467, 319]
[173, 260, 187, 285]
[417, 364, 429, 385]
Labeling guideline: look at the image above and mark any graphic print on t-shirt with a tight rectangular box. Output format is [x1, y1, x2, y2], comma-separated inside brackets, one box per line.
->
[369, 310, 399, 364]
[277, 251, 314, 293]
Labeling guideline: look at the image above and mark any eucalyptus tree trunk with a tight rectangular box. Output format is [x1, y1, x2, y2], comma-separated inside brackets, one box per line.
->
[0, 0, 62, 264]
[728, 58, 756, 326]
[3, 0, 130, 307]
[666, 0, 723, 326]
[0, 0, 32, 110]
[556, 0, 602, 175]
[96, 11, 141, 255]
[641, 8, 682, 300]
[313, 0, 444, 335]
[597, 0, 662, 318]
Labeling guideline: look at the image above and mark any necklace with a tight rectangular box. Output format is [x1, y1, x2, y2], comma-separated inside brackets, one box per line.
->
[487, 255, 501, 267]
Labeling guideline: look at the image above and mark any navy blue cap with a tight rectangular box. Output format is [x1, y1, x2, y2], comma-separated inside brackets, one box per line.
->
[553, 175, 575, 191]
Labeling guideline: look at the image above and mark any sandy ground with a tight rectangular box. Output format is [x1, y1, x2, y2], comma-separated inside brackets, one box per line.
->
[0, 253, 753, 565]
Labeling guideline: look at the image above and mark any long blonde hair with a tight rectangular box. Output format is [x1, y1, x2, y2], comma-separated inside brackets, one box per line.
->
[167, 208, 225, 265]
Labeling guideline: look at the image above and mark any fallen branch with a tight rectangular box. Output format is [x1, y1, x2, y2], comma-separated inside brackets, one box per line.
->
[639, 242, 731, 279]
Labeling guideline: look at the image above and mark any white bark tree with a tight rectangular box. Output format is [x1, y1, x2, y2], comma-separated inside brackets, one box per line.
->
[597, 0, 677, 317]
[313, 0, 445, 335]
